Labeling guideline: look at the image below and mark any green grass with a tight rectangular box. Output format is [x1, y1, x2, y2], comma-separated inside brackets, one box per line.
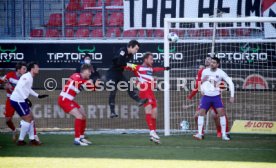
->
[0, 133, 276, 168]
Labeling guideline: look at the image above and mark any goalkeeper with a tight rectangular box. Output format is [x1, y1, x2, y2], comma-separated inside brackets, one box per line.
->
[106, 40, 148, 118]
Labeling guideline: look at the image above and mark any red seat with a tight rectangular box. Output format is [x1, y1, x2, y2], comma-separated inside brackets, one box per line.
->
[66, 12, 77, 26]
[78, 12, 93, 26]
[97, 0, 112, 6]
[137, 30, 146, 37]
[83, 0, 96, 9]
[65, 29, 74, 37]
[122, 30, 137, 37]
[47, 13, 62, 26]
[188, 30, 200, 37]
[76, 28, 90, 37]
[175, 30, 185, 37]
[146, 30, 154, 37]
[66, 1, 82, 10]
[46, 29, 60, 37]
[92, 12, 103, 26]
[154, 29, 164, 37]
[217, 29, 229, 36]
[235, 29, 251, 36]
[91, 29, 103, 37]
[108, 12, 123, 26]
[106, 28, 121, 37]
[202, 29, 213, 37]
[112, 0, 123, 6]
[30, 29, 43, 37]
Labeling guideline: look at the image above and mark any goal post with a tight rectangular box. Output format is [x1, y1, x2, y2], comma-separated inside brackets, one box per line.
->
[164, 17, 276, 136]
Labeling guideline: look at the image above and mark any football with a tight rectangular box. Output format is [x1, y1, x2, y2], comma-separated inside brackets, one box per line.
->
[167, 32, 179, 43]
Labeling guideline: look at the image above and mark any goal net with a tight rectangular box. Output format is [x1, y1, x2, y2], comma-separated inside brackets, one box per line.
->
[163, 17, 276, 136]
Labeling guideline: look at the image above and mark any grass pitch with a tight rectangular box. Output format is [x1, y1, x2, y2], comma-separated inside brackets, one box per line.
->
[0, 133, 275, 168]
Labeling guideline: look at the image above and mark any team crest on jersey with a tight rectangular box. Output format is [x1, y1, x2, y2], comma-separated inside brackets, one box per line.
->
[216, 75, 219, 78]
[120, 50, 125, 56]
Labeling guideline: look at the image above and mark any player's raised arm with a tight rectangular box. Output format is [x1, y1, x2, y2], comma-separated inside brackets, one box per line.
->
[187, 67, 204, 100]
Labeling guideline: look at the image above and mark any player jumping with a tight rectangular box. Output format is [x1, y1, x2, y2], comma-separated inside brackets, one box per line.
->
[10, 62, 49, 146]
[126, 52, 170, 144]
[186, 56, 230, 138]
[193, 57, 234, 141]
[58, 64, 98, 146]
[106, 40, 148, 118]
[0, 62, 26, 141]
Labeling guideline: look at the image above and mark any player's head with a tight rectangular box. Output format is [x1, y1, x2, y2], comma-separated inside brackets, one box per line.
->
[27, 62, 39, 75]
[15, 62, 27, 75]
[127, 40, 140, 55]
[205, 55, 212, 67]
[83, 54, 91, 65]
[210, 57, 220, 70]
[143, 52, 154, 67]
[80, 64, 92, 79]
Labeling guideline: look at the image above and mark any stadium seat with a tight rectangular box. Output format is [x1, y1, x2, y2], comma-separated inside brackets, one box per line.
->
[97, 0, 112, 6]
[202, 29, 213, 37]
[66, 12, 78, 26]
[235, 29, 251, 36]
[66, 1, 82, 10]
[154, 29, 164, 37]
[83, 0, 96, 9]
[30, 29, 44, 37]
[137, 30, 146, 37]
[76, 28, 90, 37]
[47, 13, 62, 26]
[217, 29, 229, 36]
[108, 12, 123, 26]
[65, 29, 74, 37]
[112, 0, 123, 6]
[106, 27, 121, 37]
[45, 29, 60, 37]
[146, 30, 154, 37]
[187, 30, 200, 37]
[78, 12, 93, 26]
[122, 30, 137, 37]
[176, 30, 185, 38]
[91, 29, 103, 37]
[92, 12, 104, 26]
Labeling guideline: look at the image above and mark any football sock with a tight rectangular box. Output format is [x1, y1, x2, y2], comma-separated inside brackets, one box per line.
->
[145, 114, 154, 131]
[6, 120, 16, 131]
[198, 116, 204, 136]
[74, 119, 82, 139]
[220, 116, 227, 136]
[80, 119, 86, 138]
[29, 120, 35, 140]
[19, 120, 30, 141]
[151, 117, 156, 130]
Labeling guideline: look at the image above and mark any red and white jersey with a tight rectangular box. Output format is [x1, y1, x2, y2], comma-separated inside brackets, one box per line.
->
[127, 65, 165, 84]
[4, 71, 20, 97]
[59, 73, 91, 101]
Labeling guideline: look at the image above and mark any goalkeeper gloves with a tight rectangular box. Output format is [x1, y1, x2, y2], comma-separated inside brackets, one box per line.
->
[126, 63, 137, 70]
[164, 67, 171, 70]
[25, 98, 32, 108]
[38, 94, 49, 99]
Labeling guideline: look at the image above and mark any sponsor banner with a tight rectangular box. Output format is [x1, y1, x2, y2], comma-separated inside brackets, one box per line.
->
[231, 120, 276, 134]
[124, 0, 262, 30]
[0, 42, 275, 69]
[262, 1, 276, 38]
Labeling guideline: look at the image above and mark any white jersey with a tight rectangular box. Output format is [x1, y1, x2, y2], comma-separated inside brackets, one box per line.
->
[200, 68, 234, 97]
[10, 72, 39, 102]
